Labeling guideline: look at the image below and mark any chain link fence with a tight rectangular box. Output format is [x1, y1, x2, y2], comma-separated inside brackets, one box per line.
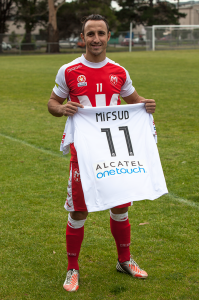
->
[145, 25, 199, 51]
[1, 26, 199, 55]
[0, 32, 147, 55]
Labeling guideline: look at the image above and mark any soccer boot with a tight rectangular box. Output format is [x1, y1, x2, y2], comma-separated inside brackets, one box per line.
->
[63, 269, 79, 292]
[116, 256, 148, 278]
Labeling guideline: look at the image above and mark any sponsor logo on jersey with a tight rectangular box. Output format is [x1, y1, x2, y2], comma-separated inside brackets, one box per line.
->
[55, 82, 59, 88]
[93, 159, 147, 179]
[110, 74, 118, 86]
[67, 64, 82, 73]
[77, 75, 87, 87]
[73, 168, 81, 182]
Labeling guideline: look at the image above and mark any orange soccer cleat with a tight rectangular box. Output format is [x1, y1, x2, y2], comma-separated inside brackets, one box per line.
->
[116, 256, 148, 278]
[63, 269, 79, 292]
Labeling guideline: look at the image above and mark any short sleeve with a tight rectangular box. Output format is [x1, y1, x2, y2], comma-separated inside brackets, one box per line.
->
[120, 69, 135, 98]
[53, 65, 69, 99]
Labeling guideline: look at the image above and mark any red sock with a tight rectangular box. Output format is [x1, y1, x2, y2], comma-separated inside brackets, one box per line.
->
[66, 223, 84, 270]
[110, 217, 131, 263]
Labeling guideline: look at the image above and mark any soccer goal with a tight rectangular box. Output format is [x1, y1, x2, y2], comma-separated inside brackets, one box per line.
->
[145, 25, 199, 51]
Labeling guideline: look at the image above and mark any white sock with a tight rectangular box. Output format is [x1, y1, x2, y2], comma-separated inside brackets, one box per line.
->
[110, 211, 128, 222]
[68, 213, 86, 229]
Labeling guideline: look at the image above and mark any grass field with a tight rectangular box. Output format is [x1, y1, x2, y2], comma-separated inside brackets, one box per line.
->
[0, 50, 199, 300]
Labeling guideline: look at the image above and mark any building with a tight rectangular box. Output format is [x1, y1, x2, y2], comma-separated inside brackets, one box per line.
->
[179, 2, 199, 25]
[4, 1, 199, 40]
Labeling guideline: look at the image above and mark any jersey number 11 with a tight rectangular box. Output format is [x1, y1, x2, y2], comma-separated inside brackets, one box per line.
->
[101, 126, 134, 157]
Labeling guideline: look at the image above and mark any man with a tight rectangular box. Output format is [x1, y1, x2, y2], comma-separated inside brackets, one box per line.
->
[48, 14, 156, 292]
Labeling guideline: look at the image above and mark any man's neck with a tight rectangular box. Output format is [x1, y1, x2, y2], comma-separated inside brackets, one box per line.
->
[84, 52, 106, 63]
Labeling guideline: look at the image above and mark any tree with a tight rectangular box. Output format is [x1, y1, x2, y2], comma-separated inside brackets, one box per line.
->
[0, 0, 14, 52]
[47, 0, 65, 53]
[116, 0, 186, 31]
[56, 2, 81, 40]
[57, 0, 118, 40]
[47, 0, 118, 53]
[14, 0, 48, 50]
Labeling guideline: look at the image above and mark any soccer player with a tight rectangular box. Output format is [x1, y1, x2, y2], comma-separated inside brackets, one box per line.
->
[48, 14, 156, 292]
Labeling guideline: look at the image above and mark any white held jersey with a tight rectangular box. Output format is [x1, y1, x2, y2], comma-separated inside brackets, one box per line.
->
[61, 104, 168, 212]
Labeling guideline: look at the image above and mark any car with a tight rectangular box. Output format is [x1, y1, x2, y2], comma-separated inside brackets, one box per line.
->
[132, 36, 146, 45]
[2, 42, 12, 50]
[59, 39, 76, 48]
[121, 38, 134, 46]
[76, 39, 85, 48]
[133, 37, 139, 44]
[159, 36, 172, 41]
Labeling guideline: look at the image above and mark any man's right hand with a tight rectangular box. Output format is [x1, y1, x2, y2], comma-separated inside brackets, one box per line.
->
[61, 101, 84, 116]
[48, 91, 84, 117]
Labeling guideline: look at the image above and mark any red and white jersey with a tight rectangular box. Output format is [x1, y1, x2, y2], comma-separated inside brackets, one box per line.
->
[53, 54, 135, 107]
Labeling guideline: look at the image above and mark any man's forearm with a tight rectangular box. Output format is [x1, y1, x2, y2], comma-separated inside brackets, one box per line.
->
[48, 99, 64, 117]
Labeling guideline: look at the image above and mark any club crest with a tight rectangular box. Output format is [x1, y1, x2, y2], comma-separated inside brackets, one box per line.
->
[110, 75, 118, 86]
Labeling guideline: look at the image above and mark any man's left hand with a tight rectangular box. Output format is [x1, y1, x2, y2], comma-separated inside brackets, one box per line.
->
[141, 99, 156, 114]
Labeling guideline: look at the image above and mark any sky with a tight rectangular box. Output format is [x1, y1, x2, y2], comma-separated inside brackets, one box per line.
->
[65, 0, 199, 10]
[111, 0, 199, 10]
[65, 0, 199, 6]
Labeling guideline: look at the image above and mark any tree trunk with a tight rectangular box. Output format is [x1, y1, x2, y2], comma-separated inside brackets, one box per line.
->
[0, 34, 3, 53]
[0, 0, 13, 53]
[24, 30, 31, 43]
[21, 25, 35, 51]
[47, 0, 59, 53]
[149, 0, 153, 8]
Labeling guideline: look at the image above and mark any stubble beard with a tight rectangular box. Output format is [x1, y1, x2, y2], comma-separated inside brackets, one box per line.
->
[88, 43, 107, 57]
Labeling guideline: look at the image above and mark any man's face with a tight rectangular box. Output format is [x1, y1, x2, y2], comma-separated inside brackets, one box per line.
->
[81, 20, 111, 58]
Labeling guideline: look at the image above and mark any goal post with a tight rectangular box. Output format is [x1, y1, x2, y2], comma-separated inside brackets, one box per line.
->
[145, 25, 199, 51]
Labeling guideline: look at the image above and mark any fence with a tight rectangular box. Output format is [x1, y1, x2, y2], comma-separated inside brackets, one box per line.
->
[0, 32, 147, 55]
[145, 25, 199, 51]
[1, 26, 199, 55]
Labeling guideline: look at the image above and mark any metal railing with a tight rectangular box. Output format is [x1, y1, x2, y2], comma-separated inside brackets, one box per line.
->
[0, 32, 147, 55]
[145, 25, 199, 51]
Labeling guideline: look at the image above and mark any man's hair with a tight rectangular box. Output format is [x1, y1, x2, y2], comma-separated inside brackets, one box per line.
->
[81, 14, 110, 35]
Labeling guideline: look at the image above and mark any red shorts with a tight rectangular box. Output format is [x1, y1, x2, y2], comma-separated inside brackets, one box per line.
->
[64, 161, 131, 212]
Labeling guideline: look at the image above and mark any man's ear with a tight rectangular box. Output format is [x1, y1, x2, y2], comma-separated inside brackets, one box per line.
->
[107, 31, 111, 42]
[80, 33, 85, 42]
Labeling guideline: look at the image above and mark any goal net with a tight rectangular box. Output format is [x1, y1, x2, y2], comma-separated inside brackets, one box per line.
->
[145, 25, 199, 51]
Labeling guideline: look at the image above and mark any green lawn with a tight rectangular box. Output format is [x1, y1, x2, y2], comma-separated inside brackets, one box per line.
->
[0, 50, 199, 300]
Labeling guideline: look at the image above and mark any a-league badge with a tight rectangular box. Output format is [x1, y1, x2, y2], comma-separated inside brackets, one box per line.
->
[77, 75, 86, 83]
[77, 75, 87, 87]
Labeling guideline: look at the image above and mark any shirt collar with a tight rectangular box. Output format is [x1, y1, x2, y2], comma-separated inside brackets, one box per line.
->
[80, 54, 108, 68]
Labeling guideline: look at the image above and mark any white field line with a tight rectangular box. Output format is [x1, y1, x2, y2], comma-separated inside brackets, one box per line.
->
[1, 133, 199, 210]
[0, 133, 67, 159]
[167, 193, 199, 210]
